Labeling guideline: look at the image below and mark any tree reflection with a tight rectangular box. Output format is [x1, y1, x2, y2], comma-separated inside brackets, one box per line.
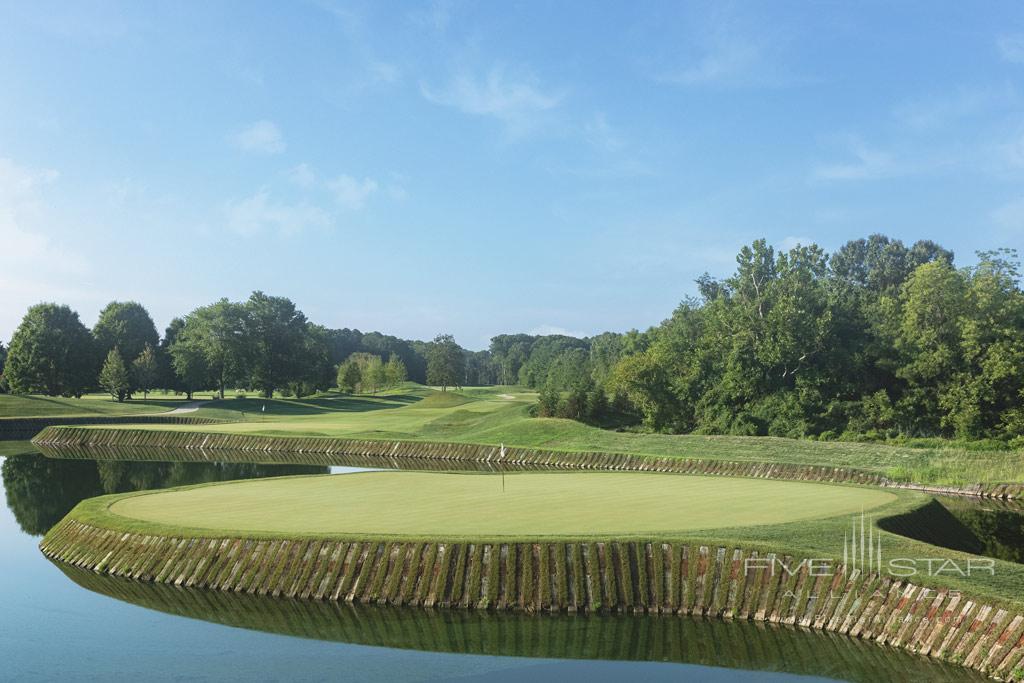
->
[2, 453, 326, 536]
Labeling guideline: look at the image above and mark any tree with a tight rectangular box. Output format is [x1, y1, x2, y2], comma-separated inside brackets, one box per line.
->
[341, 352, 381, 392]
[463, 350, 497, 385]
[5, 303, 95, 396]
[363, 356, 386, 394]
[93, 301, 160, 397]
[168, 338, 209, 400]
[336, 359, 361, 393]
[0, 341, 7, 393]
[894, 261, 967, 435]
[517, 335, 589, 388]
[176, 299, 246, 399]
[159, 318, 186, 394]
[427, 333, 465, 391]
[242, 291, 309, 398]
[385, 355, 407, 388]
[294, 324, 334, 397]
[489, 334, 536, 385]
[536, 383, 560, 417]
[99, 348, 130, 401]
[360, 332, 428, 384]
[132, 344, 159, 400]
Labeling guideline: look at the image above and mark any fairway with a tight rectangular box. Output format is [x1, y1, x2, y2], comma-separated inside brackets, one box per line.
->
[108, 472, 897, 537]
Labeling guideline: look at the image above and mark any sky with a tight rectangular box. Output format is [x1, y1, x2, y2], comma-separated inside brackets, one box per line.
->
[2, 1, 1024, 350]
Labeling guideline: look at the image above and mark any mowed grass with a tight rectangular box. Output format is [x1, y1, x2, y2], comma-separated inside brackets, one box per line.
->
[100, 385, 1024, 486]
[108, 472, 897, 538]
[0, 393, 185, 418]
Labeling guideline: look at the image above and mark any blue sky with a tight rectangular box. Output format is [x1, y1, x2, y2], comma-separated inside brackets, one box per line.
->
[2, 1, 1023, 349]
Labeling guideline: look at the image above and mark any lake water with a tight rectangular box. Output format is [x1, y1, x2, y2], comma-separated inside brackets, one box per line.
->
[0, 442, 991, 682]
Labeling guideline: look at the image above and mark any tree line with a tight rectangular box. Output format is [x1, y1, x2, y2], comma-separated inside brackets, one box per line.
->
[4, 233, 1021, 446]
[487, 235, 1024, 445]
[0, 291, 475, 400]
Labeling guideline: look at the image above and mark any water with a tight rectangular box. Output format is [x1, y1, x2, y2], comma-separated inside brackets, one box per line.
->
[0, 442, 988, 682]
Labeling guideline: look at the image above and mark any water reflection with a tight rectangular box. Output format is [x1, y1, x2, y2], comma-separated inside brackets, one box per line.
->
[56, 564, 983, 683]
[936, 495, 1024, 563]
[1, 452, 326, 535]
[879, 495, 1024, 565]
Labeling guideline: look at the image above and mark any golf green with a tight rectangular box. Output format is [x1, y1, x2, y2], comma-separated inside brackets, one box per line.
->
[107, 472, 897, 537]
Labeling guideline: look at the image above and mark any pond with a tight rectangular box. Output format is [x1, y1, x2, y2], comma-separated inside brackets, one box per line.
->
[0, 442, 993, 682]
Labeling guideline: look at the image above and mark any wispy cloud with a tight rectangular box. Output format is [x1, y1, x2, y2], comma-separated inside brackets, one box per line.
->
[327, 175, 379, 210]
[420, 65, 565, 134]
[407, 0, 452, 32]
[528, 324, 588, 339]
[999, 130, 1024, 169]
[223, 191, 330, 236]
[992, 197, 1024, 231]
[286, 163, 317, 188]
[227, 164, 398, 235]
[997, 34, 1024, 64]
[230, 120, 286, 154]
[368, 61, 400, 85]
[660, 41, 760, 86]
[894, 83, 1016, 131]
[0, 158, 93, 337]
[584, 113, 624, 152]
[812, 142, 898, 181]
[780, 235, 814, 251]
[651, 5, 799, 88]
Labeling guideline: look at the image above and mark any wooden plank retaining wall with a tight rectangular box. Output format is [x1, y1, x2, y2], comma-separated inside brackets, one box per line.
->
[40, 519, 1024, 681]
[33, 426, 1024, 500]
[1, 416, 220, 440]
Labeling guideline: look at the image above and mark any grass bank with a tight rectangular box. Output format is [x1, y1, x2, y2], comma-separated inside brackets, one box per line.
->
[51, 386, 1024, 487]
[0, 393, 188, 418]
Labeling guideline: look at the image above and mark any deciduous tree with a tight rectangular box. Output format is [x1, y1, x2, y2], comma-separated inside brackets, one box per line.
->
[5, 304, 94, 396]
[427, 334, 465, 392]
[93, 302, 159, 397]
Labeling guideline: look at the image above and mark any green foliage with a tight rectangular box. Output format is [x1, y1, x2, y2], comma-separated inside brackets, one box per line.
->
[363, 355, 386, 394]
[336, 359, 361, 393]
[535, 377, 609, 424]
[595, 237, 1024, 444]
[5, 303, 95, 396]
[517, 335, 589, 388]
[462, 349, 497, 385]
[0, 340, 7, 393]
[242, 291, 309, 398]
[427, 334, 465, 391]
[536, 384, 560, 417]
[131, 344, 159, 400]
[385, 355, 407, 387]
[98, 348, 131, 401]
[172, 299, 246, 399]
[169, 335, 209, 400]
[92, 301, 160, 394]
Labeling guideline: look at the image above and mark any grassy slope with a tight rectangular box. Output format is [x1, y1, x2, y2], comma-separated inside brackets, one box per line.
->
[107, 471, 897, 537]
[101, 386, 1024, 486]
[0, 393, 183, 418]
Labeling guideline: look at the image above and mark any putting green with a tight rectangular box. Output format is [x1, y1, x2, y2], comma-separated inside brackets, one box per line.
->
[107, 472, 897, 537]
